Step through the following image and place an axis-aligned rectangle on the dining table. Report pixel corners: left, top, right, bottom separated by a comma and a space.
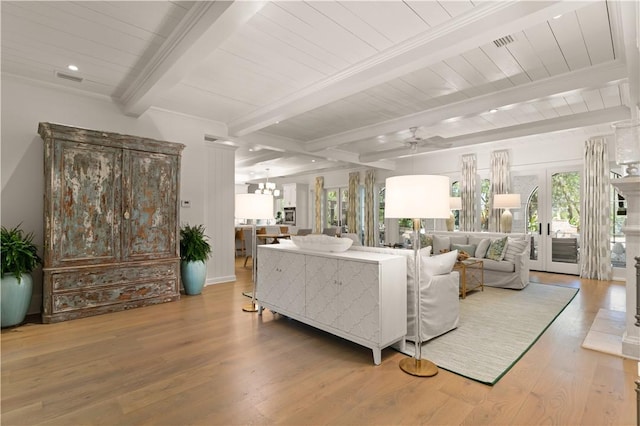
256, 233, 291, 244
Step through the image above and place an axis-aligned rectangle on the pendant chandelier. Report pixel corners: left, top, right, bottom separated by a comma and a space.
255, 168, 280, 197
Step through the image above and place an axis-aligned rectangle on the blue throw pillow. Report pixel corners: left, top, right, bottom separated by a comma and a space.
451, 243, 476, 257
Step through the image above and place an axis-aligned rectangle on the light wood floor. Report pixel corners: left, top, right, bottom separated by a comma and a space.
1, 259, 636, 425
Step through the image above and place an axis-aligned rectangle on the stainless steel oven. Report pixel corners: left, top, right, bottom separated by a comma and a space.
283, 207, 296, 225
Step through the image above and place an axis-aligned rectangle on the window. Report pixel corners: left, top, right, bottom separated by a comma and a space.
452, 181, 460, 231
480, 178, 490, 231
325, 187, 348, 231
611, 171, 626, 268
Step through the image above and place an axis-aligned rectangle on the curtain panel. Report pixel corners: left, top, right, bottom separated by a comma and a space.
314, 176, 324, 234
364, 169, 376, 246
460, 154, 477, 232
348, 172, 360, 235
580, 138, 612, 280
489, 150, 510, 232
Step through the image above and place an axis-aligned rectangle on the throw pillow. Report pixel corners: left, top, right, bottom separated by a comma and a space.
420, 234, 433, 250
451, 243, 476, 257
421, 249, 458, 276
475, 238, 491, 258
504, 238, 528, 262
486, 236, 508, 261
432, 235, 451, 254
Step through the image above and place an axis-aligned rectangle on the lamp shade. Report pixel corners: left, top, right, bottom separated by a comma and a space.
612, 119, 640, 165
493, 193, 521, 209
384, 175, 450, 219
235, 193, 274, 220
449, 196, 462, 210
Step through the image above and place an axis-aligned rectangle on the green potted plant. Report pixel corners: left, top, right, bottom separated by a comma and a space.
179, 224, 212, 295
1, 224, 42, 327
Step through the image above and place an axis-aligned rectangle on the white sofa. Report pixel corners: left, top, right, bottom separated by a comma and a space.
428, 231, 531, 289
349, 246, 460, 343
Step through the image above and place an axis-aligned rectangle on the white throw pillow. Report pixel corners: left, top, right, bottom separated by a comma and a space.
504, 238, 528, 262
421, 249, 458, 276
475, 238, 491, 258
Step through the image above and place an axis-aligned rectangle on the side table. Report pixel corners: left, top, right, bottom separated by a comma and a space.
453, 259, 484, 299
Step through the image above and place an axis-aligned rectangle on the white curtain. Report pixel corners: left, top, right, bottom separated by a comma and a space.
489, 150, 510, 232
314, 176, 324, 234
460, 154, 476, 231
348, 172, 360, 235
580, 137, 611, 280
364, 169, 376, 246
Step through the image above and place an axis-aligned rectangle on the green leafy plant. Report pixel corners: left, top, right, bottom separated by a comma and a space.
1, 224, 42, 281
180, 224, 212, 262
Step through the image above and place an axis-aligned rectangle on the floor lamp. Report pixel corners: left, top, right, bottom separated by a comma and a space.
493, 193, 521, 233
385, 175, 451, 377
235, 193, 274, 312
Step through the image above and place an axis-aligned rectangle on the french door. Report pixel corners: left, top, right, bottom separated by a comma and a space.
325, 187, 348, 230
517, 166, 582, 275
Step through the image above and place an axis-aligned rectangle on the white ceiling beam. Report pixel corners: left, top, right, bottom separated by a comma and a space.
238, 131, 397, 171
359, 106, 630, 162
617, 0, 640, 119
118, 1, 266, 117
228, 0, 597, 136
307, 60, 627, 153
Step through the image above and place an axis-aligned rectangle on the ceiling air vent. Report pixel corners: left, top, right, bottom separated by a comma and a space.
204, 135, 218, 142
55, 71, 83, 83
493, 35, 514, 48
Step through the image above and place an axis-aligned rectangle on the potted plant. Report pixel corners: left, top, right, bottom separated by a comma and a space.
1, 224, 42, 327
179, 224, 212, 295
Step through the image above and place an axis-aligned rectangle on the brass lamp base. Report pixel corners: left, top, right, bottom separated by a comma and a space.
242, 302, 259, 312
399, 357, 438, 377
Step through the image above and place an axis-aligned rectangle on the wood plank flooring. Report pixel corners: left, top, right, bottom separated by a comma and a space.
1, 260, 636, 425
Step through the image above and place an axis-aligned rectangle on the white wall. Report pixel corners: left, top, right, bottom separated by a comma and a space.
1, 76, 234, 314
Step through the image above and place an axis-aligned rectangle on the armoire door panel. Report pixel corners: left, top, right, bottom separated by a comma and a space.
122, 151, 178, 260
53, 141, 122, 266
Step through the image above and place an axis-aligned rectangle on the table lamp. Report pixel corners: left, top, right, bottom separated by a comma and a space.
235, 193, 274, 312
493, 193, 521, 233
446, 196, 462, 231
612, 119, 640, 177
385, 174, 450, 377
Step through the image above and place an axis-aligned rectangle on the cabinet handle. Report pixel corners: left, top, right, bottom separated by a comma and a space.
124, 211, 130, 220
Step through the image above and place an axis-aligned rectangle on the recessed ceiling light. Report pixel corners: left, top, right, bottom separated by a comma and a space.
248, 148, 254, 152
275, 121, 280, 124
489, 108, 498, 113
311, 159, 316, 163
67, 64, 79, 71
553, 14, 562, 19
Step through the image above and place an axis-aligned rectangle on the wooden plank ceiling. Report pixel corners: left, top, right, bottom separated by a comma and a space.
1, 1, 638, 183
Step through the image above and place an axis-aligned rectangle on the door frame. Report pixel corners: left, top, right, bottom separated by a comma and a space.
516, 165, 582, 275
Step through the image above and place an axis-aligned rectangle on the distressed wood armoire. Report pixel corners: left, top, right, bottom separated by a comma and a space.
39, 122, 185, 323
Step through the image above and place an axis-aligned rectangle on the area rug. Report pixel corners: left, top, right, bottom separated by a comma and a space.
401, 283, 578, 385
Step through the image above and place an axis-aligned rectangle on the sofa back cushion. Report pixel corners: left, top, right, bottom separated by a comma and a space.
432, 235, 450, 254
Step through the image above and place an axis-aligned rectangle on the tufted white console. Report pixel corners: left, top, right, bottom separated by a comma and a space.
256, 244, 407, 365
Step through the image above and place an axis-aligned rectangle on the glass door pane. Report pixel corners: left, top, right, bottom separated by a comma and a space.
547, 170, 581, 274
325, 189, 339, 227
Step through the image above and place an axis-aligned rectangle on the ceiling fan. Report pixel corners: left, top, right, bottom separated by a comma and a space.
403, 127, 451, 152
